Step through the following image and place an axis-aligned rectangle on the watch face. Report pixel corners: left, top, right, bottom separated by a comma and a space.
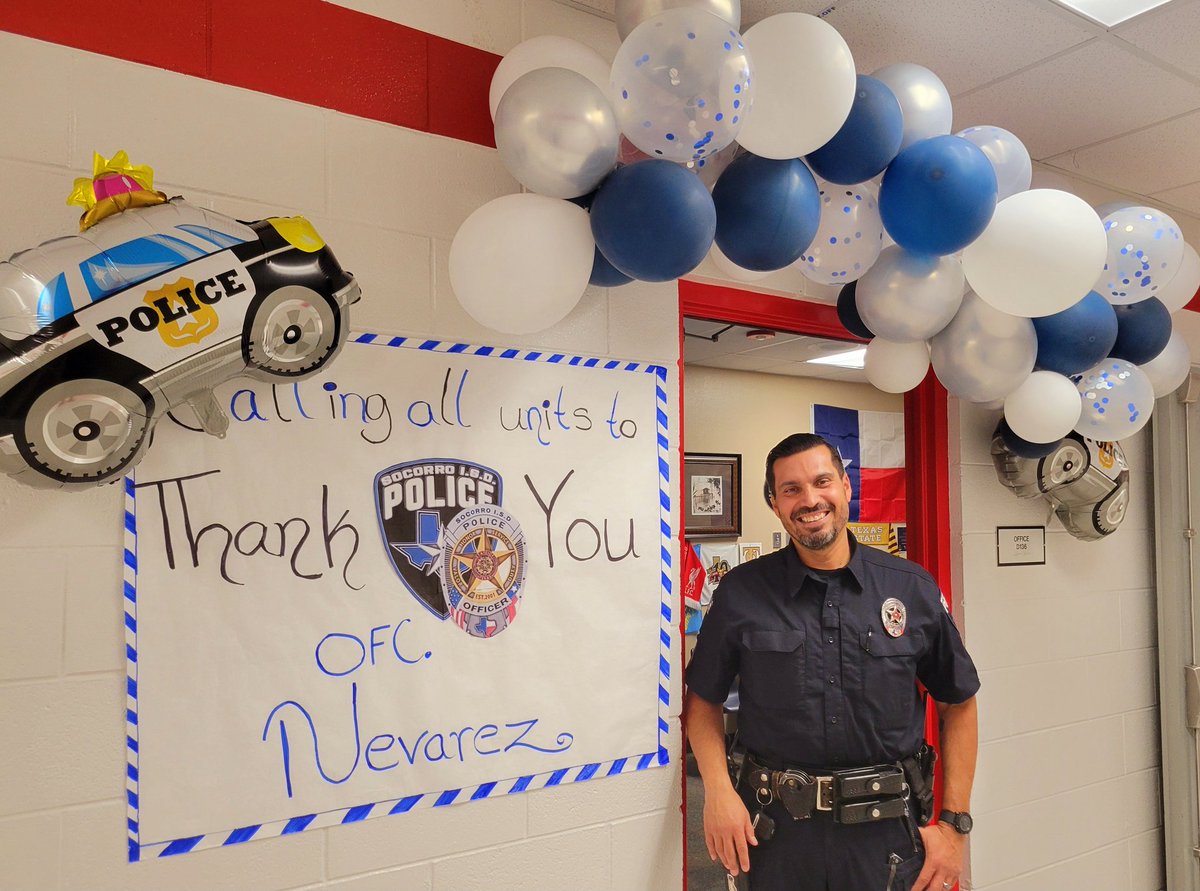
959, 813, 974, 833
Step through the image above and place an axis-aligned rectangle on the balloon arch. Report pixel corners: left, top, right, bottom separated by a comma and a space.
452, 0, 1197, 466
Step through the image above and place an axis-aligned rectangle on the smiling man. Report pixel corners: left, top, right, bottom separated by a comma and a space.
685, 433, 980, 891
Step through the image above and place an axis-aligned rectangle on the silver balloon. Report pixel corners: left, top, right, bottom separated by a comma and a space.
495, 67, 619, 199
855, 246, 964, 342
872, 63, 952, 151
616, 0, 741, 40
931, 291, 1037, 403
955, 126, 1031, 201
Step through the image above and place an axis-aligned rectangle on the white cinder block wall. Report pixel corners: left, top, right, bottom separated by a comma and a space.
2, 3, 1198, 890
0, 3, 684, 891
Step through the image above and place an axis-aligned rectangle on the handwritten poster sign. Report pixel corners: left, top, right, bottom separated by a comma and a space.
123, 335, 672, 860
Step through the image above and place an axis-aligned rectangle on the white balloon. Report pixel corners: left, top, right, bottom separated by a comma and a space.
616, 0, 740, 40
1094, 205, 1185, 305
611, 8, 753, 163
865, 338, 930, 393
736, 13, 857, 159
495, 68, 619, 199
796, 179, 884, 285
1003, 370, 1082, 443
449, 195, 594, 334
961, 189, 1107, 318
930, 292, 1037, 403
708, 240, 771, 282
1140, 329, 1192, 397
489, 37, 611, 120
1074, 358, 1155, 440
855, 246, 964, 342
1158, 242, 1200, 314
955, 125, 1032, 201
872, 63, 952, 151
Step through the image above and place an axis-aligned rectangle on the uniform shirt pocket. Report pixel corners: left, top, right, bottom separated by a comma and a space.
859, 630, 921, 731
740, 629, 805, 710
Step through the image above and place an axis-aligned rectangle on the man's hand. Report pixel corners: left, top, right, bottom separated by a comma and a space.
913, 821, 965, 891
702, 782, 757, 876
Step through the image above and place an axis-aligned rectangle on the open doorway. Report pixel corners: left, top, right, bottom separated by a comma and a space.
676, 279, 952, 891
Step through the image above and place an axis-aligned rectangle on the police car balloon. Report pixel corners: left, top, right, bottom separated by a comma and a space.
990, 427, 1130, 541
0, 152, 360, 488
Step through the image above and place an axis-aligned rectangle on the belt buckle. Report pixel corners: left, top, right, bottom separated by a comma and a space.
815, 775, 834, 812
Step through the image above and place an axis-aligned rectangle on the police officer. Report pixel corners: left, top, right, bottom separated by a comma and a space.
685, 433, 980, 891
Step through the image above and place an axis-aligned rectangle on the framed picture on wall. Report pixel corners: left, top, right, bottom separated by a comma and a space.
684, 452, 741, 538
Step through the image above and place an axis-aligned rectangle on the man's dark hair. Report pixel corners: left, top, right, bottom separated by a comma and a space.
764, 433, 845, 504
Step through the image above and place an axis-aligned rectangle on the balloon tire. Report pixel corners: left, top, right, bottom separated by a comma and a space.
244, 285, 341, 381
1036, 433, 1090, 493
19, 378, 152, 486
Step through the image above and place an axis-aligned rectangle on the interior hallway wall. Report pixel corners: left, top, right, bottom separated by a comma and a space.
0, 3, 684, 890
0, 2, 1196, 890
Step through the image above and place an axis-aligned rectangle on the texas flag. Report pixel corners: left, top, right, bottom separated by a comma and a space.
812, 404, 906, 523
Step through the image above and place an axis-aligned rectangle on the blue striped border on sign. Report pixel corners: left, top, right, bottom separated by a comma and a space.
125, 334, 674, 860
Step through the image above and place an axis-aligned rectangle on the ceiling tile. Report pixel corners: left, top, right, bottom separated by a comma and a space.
822, 0, 1095, 94
1150, 180, 1200, 217
1114, 0, 1200, 80
1043, 108, 1200, 194
950, 38, 1200, 159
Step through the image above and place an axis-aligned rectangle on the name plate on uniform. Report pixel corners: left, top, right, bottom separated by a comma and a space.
996, 526, 1046, 566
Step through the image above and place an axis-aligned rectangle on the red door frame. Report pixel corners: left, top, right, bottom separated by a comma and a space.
676, 278, 954, 888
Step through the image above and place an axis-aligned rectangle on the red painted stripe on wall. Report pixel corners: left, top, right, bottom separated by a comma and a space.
0, 0, 500, 148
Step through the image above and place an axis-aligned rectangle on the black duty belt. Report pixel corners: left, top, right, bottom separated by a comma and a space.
744, 754, 911, 824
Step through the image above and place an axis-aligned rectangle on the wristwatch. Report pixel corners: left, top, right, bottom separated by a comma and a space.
938, 809, 973, 834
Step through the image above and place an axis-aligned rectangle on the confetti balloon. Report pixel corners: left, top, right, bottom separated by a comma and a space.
611, 8, 753, 164
1074, 359, 1155, 440
1095, 206, 1184, 305
796, 179, 884, 285
615, 0, 741, 40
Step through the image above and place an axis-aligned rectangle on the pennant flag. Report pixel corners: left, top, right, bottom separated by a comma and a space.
812, 404, 906, 523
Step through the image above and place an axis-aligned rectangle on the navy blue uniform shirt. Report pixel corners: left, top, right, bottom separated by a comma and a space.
686, 536, 980, 768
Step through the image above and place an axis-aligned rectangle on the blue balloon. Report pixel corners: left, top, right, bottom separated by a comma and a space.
806, 75, 904, 185
590, 160, 716, 282
836, 281, 874, 339
589, 245, 633, 287
1032, 291, 1118, 375
879, 135, 997, 256
996, 419, 1061, 458
1112, 297, 1172, 365
712, 154, 821, 271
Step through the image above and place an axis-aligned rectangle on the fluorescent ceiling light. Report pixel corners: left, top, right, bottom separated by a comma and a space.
807, 347, 866, 369
1052, 0, 1172, 27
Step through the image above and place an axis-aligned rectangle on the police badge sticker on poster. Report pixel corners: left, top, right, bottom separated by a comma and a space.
126, 335, 672, 859
376, 460, 526, 638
